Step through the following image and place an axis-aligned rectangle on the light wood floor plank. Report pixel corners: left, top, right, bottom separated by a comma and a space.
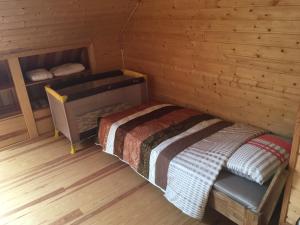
0, 137, 235, 225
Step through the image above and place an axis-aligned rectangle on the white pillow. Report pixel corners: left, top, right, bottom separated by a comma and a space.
26, 69, 53, 82
50, 63, 85, 77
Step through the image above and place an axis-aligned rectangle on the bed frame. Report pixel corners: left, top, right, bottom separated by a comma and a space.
209, 164, 288, 225
113, 70, 295, 225
93, 70, 296, 225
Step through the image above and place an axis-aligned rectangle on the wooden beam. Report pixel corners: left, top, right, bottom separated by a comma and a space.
8, 57, 38, 139
88, 42, 97, 74
1, 43, 90, 60
280, 106, 300, 225
258, 164, 289, 225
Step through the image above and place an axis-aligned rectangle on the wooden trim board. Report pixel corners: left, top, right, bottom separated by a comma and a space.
280, 106, 300, 224
8, 57, 38, 139
0, 42, 91, 60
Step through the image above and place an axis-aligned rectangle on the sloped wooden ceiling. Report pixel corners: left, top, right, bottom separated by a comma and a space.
0, 0, 136, 72
123, 0, 300, 137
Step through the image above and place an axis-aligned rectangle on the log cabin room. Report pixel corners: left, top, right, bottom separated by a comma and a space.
0, 0, 299, 225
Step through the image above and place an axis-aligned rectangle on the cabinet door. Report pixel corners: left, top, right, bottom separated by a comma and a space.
0, 60, 29, 148
0, 60, 21, 119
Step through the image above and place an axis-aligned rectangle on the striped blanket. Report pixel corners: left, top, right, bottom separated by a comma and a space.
98, 103, 264, 219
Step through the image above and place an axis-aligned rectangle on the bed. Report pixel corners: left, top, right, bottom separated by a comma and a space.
98, 102, 290, 225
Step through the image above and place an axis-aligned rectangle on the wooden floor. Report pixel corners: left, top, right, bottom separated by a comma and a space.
0, 136, 236, 225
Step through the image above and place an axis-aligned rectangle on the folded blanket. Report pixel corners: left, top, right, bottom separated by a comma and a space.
162, 123, 264, 219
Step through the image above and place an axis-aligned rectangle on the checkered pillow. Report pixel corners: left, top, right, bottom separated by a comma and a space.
226, 134, 291, 185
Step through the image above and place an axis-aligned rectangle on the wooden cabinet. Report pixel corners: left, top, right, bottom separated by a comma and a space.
0, 43, 97, 148
19, 47, 91, 112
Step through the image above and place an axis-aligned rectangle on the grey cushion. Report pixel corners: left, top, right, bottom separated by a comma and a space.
213, 171, 269, 212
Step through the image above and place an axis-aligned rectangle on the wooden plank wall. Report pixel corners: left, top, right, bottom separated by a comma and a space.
123, 0, 300, 138
0, 0, 137, 72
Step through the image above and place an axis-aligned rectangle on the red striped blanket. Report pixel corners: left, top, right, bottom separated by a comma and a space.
98, 102, 264, 219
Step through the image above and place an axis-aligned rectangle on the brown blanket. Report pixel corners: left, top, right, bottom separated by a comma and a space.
99, 102, 214, 177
